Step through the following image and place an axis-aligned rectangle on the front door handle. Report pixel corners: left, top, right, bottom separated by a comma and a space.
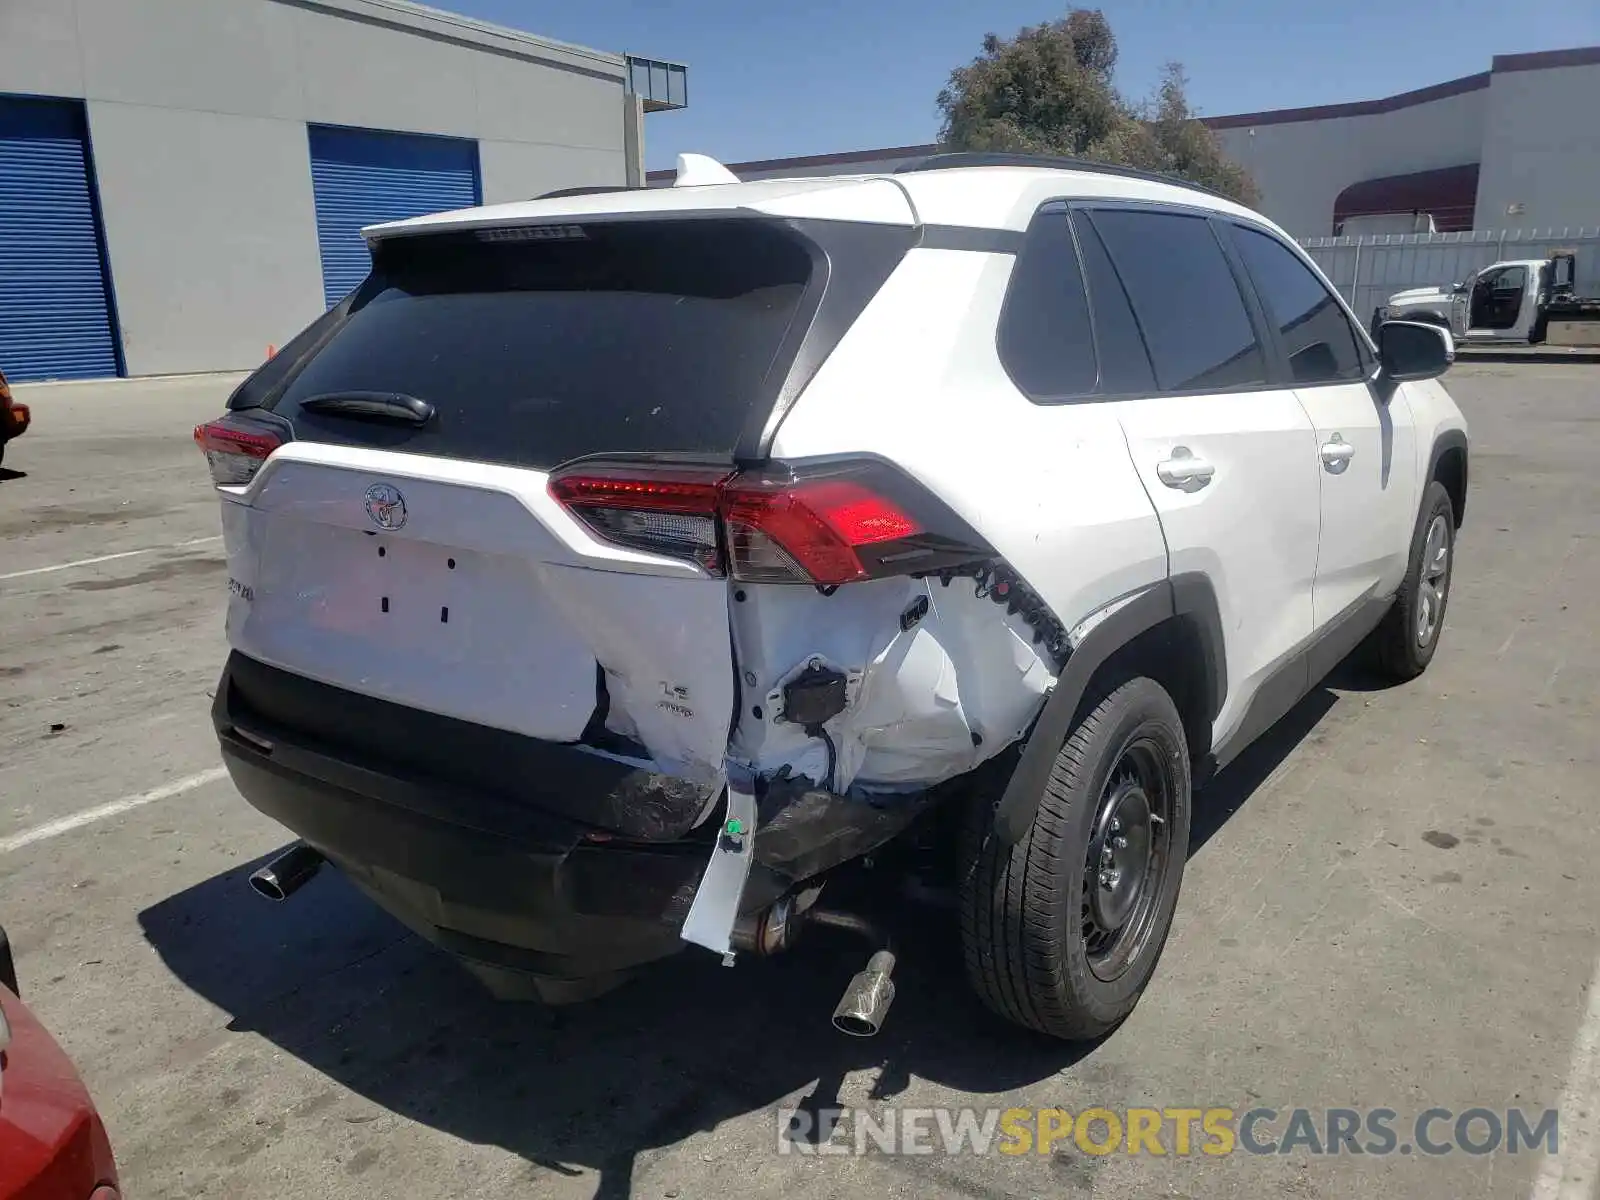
1156, 447, 1215, 492
1321, 434, 1355, 474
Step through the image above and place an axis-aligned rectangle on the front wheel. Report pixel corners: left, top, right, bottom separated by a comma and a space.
959, 677, 1191, 1041
1370, 479, 1456, 681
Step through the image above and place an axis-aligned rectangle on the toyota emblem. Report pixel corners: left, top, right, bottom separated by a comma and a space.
364, 483, 407, 530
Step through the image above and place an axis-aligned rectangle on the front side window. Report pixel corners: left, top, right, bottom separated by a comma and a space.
1231, 225, 1366, 385
1490, 266, 1527, 293
1087, 209, 1267, 393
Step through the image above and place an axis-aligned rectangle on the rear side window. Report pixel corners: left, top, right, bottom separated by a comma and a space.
1231, 225, 1366, 384
1087, 209, 1267, 393
261, 220, 815, 469
1073, 215, 1157, 395
996, 209, 1097, 398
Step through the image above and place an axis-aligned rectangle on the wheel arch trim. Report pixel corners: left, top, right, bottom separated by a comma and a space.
1427, 428, 1469, 529
992, 572, 1224, 846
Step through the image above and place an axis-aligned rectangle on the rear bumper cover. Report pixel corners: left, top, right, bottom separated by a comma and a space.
212, 653, 924, 985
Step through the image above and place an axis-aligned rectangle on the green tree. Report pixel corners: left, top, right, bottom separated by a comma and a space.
936, 10, 1259, 206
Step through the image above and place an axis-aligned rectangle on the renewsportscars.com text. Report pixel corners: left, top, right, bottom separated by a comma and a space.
777, 1105, 1559, 1158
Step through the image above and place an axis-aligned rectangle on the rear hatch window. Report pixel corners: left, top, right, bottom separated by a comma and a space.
255, 219, 816, 469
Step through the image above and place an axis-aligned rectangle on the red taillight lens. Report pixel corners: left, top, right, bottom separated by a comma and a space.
193, 419, 282, 486
549, 466, 730, 573
721, 478, 921, 585
548, 462, 949, 586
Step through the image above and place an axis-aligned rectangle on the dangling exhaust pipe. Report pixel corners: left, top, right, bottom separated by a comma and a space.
248, 843, 323, 902
831, 949, 897, 1037
728, 893, 900, 1036
800, 909, 897, 1037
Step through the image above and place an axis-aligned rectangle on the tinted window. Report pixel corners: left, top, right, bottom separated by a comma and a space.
1232, 226, 1366, 385
996, 210, 1097, 398
1088, 210, 1267, 392
262, 220, 814, 469
1073, 214, 1157, 395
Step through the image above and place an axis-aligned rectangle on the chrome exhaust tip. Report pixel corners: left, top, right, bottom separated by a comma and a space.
248, 843, 323, 902
831, 949, 896, 1037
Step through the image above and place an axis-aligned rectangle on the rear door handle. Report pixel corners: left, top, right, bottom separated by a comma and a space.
1156, 447, 1215, 492
1320, 434, 1355, 474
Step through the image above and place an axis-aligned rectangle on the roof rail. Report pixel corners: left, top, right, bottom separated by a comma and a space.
534, 184, 641, 199
893, 152, 1233, 203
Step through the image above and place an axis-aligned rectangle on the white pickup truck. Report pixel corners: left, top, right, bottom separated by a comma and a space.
1377, 251, 1600, 345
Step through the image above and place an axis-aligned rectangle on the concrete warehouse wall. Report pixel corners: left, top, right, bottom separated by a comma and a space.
1475, 60, 1600, 231
662, 47, 1599, 242
1210, 87, 1488, 239
84, 103, 326, 378
0, 0, 632, 376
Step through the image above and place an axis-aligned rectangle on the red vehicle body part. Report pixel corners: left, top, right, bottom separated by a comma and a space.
2, 402, 32, 440
0, 984, 120, 1200
0, 367, 31, 442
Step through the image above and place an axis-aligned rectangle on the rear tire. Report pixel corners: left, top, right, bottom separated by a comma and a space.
1371, 479, 1455, 681
959, 677, 1191, 1041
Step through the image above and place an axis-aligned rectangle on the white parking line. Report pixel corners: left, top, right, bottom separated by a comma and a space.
0, 536, 222, 582
1531, 953, 1600, 1200
0, 768, 228, 856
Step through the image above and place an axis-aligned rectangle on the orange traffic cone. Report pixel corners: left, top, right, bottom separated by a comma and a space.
266, 344, 277, 359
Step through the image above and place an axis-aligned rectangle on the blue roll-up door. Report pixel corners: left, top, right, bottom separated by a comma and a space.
307, 125, 481, 308
0, 96, 119, 382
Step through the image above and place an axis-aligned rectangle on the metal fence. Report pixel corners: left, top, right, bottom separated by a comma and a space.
1298, 229, 1600, 325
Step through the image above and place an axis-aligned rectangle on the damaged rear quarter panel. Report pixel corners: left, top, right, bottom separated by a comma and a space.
728, 575, 1056, 793
749, 246, 1169, 790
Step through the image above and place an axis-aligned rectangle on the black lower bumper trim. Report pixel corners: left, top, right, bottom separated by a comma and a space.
211, 653, 934, 986
217, 651, 715, 841
218, 738, 791, 979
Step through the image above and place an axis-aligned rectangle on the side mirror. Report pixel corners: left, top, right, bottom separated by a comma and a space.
1378, 320, 1453, 383
1451, 280, 1467, 293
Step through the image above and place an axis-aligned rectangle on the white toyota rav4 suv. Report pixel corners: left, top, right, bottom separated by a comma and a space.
196, 153, 1468, 1042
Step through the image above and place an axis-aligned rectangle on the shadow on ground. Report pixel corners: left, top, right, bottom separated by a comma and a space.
140, 680, 1350, 1197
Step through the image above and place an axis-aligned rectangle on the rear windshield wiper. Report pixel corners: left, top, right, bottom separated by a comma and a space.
298, 391, 436, 425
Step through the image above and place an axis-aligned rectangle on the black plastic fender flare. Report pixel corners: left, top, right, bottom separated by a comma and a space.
1427, 428, 1469, 528
992, 573, 1224, 846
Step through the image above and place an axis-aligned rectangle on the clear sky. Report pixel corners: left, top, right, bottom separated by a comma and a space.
447, 0, 1600, 171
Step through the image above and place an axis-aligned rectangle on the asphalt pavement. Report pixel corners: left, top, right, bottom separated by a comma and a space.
1, 363, 1595, 1199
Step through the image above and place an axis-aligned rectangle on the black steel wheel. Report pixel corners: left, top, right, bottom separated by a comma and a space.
1081, 736, 1179, 983
960, 676, 1191, 1041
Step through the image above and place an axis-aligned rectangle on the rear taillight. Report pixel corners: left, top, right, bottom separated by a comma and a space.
549, 459, 989, 586
548, 465, 730, 573
720, 477, 920, 585
193, 417, 283, 486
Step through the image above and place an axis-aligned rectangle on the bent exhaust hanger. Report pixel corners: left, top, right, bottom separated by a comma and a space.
679, 770, 759, 960
685, 781, 901, 1036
